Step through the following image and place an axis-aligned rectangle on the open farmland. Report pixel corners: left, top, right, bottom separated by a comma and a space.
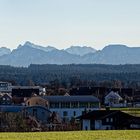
110, 108, 140, 117
0, 130, 140, 140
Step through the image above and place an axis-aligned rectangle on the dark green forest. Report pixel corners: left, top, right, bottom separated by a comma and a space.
1, 64, 140, 88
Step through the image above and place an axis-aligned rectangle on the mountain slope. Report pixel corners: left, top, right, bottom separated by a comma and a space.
22, 41, 57, 52
83, 45, 140, 64
65, 46, 96, 56
0, 47, 11, 56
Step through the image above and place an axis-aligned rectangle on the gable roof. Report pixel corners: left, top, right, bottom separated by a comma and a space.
77, 110, 134, 120
25, 96, 48, 102
105, 91, 123, 100
0, 93, 12, 99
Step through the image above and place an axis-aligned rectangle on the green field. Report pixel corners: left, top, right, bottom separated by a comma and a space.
110, 108, 140, 117
0, 130, 140, 140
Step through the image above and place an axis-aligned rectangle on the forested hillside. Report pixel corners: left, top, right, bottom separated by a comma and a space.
1, 64, 140, 87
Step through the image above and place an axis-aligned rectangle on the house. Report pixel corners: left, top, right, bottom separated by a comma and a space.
69, 87, 135, 105
12, 86, 41, 104
0, 93, 12, 105
0, 105, 52, 130
133, 90, 140, 107
26, 95, 100, 122
12, 86, 40, 97
22, 106, 51, 124
69, 87, 107, 105
130, 117, 140, 129
104, 91, 124, 107
0, 105, 51, 122
25, 96, 49, 107
42, 95, 100, 122
77, 110, 137, 130
0, 81, 12, 93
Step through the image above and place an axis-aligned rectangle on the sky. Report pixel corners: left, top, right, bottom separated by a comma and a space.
0, 0, 140, 50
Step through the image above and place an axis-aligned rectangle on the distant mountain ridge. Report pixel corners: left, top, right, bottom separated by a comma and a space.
83, 45, 140, 64
18, 41, 57, 52
0, 41, 140, 66
65, 46, 96, 56
0, 47, 11, 56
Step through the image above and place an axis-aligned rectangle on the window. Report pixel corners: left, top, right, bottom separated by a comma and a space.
110, 118, 113, 122
61, 102, 70, 108
89, 102, 99, 108
71, 102, 78, 108
63, 111, 68, 117
106, 118, 109, 122
73, 111, 76, 116
106, 118, 113, 123
50, 102, 59, 108
79, 102, 88, 108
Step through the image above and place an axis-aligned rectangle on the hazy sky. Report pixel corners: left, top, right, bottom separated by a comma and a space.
0, 0, 140, 50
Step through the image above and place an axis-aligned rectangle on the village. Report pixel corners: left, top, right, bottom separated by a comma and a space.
0, 81, 140, 131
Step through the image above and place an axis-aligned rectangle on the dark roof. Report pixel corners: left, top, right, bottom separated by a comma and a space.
0, 105, 51, 113
69, 87, 107, 96
12, 86, 40, 89
12, 88, 39, 97
77, 110, 134, 120
0, 105, 25, 112
42, 95, 99, 102
23, 105, 51, 113
69, 87, 133, 97
0, 93, 12, 99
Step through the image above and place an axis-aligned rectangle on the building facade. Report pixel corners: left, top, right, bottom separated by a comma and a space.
0, 93, 12, 105
22, 106, 51, 124
26, 95, 100, 121
0, 82, 12, 93
78, 110, 136, 130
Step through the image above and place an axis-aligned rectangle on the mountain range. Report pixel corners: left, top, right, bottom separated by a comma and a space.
0, 41, 140, 66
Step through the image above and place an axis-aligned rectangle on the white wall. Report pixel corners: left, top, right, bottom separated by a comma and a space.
95, 120, 102, 129
50, 108, 98, 121
84, 119, 113, 130
112, 103, 127, 108
130, 124, 140, 129
82, 119, 90, 130
95, 120, 112, 130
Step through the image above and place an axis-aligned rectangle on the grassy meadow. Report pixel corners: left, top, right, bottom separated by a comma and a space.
110, 108, 140, 117
0, 130, 140, 140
